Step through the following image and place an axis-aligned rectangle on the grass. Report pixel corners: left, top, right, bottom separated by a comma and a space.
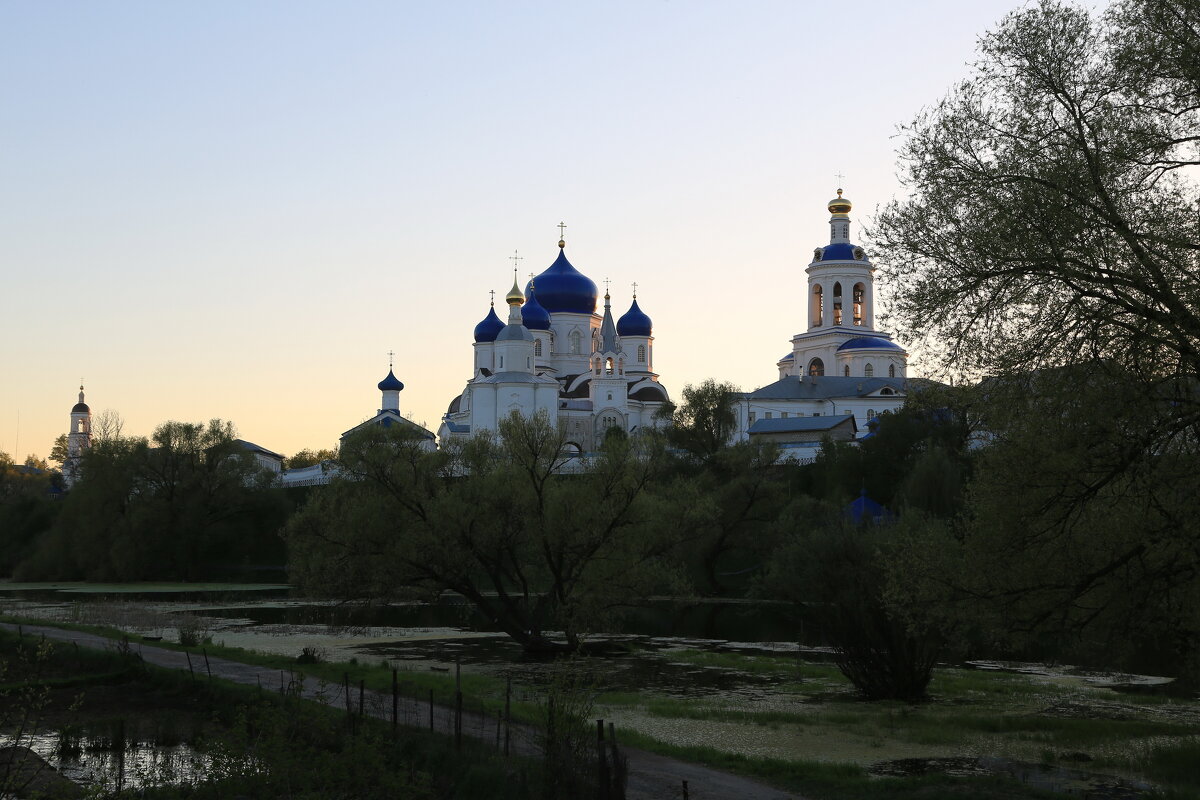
7, 616, 1200, 799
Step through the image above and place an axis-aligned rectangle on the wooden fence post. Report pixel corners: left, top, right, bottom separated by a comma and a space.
392, 669, 398, 731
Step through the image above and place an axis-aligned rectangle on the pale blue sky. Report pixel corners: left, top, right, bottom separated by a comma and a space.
3, 0, 1034, 459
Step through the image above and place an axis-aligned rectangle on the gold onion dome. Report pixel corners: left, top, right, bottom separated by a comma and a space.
828, 188, 852, 216
505, 276, 525, 305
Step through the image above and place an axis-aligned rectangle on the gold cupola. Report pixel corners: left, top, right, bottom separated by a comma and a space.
505, 274, 525, 305
828, 188, 852, 217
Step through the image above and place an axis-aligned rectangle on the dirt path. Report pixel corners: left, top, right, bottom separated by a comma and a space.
2, 622, 801, 800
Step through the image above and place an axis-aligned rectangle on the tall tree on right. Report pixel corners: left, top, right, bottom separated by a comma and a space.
872, 0, 1200, 388
870, 0, 1200, 677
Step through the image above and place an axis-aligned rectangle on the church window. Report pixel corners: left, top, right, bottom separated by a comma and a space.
781, 412, 788, 418
570, 330, 581, 354
499, 356, 504, 368
748, 411, 756, 423
864, 363, 874, 377
637, 344, 645, 363
832, 282, 843, 326
765, 412, 773, 419
888, 364, 896, 377
534, 339, 542, 357
881, 387, 894, 395
808, 358, 824, 377
605, 357, 614, 375
813, 412, 820, 416
527, 357, 531, 368
844, 365, 850, 377
607, 392, 612, 401
812, 285, 823, 327
853, 283, 864, 326
868, 409, 876, 418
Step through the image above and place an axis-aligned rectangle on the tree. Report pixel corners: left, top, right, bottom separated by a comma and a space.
284, 448, 338, 470
872, 0, 1200, 396
867, 0, 1200, 678
92, 409, 125, 443
287, 412, 698, 653
49, 435, 69, 468
16, 419, 289, 581
659, 379, 740, 461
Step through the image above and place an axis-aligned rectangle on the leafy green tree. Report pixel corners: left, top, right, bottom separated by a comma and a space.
48, 434, 68, 468
659, 379, 740, 461
284, 448, 338, 469
287, 412, 698, 653
872, 0, 1200, 390
764, 509, 946, 700
16, 420, 289, 581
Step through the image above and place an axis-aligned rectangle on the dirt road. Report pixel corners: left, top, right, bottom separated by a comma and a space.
2, 622, 801, 800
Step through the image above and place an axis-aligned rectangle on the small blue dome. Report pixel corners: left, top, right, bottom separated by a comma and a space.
521, 288, 551, 331
377, 369, 404, 392
617, 298, 652, 336
820, 243, 861, 261
529, 248, 598, 314
473, 306, 505, 342
837, 336, 905, 352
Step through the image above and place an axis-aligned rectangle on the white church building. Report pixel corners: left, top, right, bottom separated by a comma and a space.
438, 232, 671, 452
734, 190, 909, 455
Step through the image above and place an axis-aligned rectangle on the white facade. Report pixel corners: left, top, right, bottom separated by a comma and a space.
736, 192, 910, 442
440, 238, 670, 451
63, 385, 92, 488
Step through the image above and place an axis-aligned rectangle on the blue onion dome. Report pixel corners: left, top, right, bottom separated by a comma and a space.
473, 305, 505, 342
522, 286, 551, 330
617, 297, 652, 336
72, 402, 90, 413
821, 242, 863, 261
837, 336, 905, 352
377, 369, 404, 392
529, 244, 598, 314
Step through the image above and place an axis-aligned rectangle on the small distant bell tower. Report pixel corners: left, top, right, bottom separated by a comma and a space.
64, 384, 92, 488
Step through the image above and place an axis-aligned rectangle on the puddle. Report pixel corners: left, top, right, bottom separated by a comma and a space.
1, 732, 215, 792
870, 756, 1156, 798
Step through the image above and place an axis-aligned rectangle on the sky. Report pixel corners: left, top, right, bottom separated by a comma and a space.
2, 0, 1035, 462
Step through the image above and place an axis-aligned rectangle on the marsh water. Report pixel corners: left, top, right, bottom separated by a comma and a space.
0, 583, 1183, 797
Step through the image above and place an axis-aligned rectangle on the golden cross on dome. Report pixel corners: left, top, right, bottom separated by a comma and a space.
489, 289, 495, 305
834, 171, 845, 190
509, 250, 523, 271
557, 221, 567, 239
631, 281, 638, 298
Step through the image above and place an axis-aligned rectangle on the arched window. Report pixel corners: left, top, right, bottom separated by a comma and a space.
637, 344, 646, 363
888, 363, 896, 378
534, 339, 542, 357
569, 330, 581, 354
868, 409, 876, 419
853, 283, 865, 326
605, 357, 614, 375
808, 358, 824, 377
499, 356, 504, 368
812, 285, 823, 327
832, 282, 843, 326
864, 363, 874, 377
844, 365, 850, 377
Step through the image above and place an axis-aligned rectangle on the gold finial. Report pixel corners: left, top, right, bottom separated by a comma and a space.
603, 277, 611, 301
557, 221, 567, 248
828, 179, 852, 216
489, 289, 495, 306
505, 268, 524, 305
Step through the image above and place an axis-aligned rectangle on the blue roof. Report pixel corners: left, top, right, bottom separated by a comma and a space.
473, 306, 505, 342
496, 322, 534, 342
844, 490, 892, 524
529, 248, 598, 314
819, 243, 861, 261
778, 353, 794, 362
836, 336, 905, 352
377, 369, 404, 392
748, 414, 855, 434
741, 376, 907, 400
521, 288, 551, 330
617, 298, 652, 336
